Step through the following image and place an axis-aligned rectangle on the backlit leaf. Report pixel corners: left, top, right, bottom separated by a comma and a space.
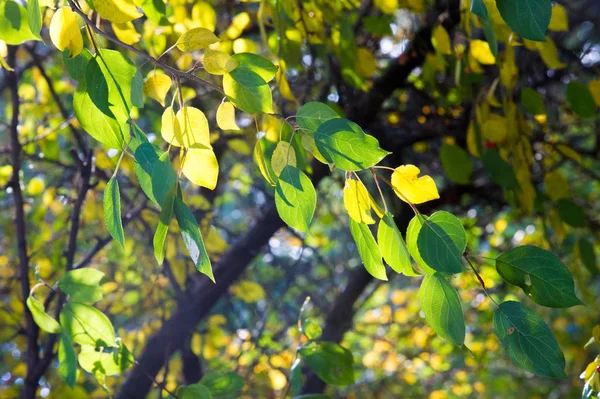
49, 7, 83, 57
174, 197, 214, 281
223, 69, 273, 114
229, 52, 278, 82
296, 102, 340, 135
299, 342, 355, 386
377, 213, 417, 275
60, 302, 116, 347
58, 268, 105, 303
27, 296, 62, 334
154, 184, 176, 265
216, 101, 240, 131
58, 332, 77, 387
143, 73, 172, 106
104, 177, 125, 247
92, 0, 142, 24
0, 0, 39, 45
271, 141, 297, 177
203, 48, 231, 75
343, 179, 377, 225
275, 165, 316, 233
315, 118, 390, 171
182, 147, 219, 190
419, 273, 465, 345
27, 0, 42, 40
470, 39, 495, 65
349, 219, 387, 281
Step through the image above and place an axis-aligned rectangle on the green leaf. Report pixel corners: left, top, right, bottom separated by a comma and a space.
566, 81, 597, 119
104, 177, 125, 247
95, 49, 140, 121
440, 144, 472, 185
60, 302, 116, 347
418, 273, 465, 345
521, 88, 545, 115
496, 0, 551, 41
0, 1, 39, 45
73, 77, 127, 149
274, 165, 316, 233
314, 118, 390, 171
200, 372, 245, 397
151, 152, 178, 206
58, 332, 77, 388
27, 296, 62, 334
293, 396, 331, 399
134, 143, 160, 204
154, 184, 176, 265
494, 301, 566, 378
178, 384, 212, 399
86, 56, 114, 118
299, 342, 355, 386
131, 70, 144, 108
26, 0, 42, 39
496, 245, 583, 308
296, 102, 340, 135
556, 198, 585, 227
229, 52, 278, 82
141, 0, 168, 25
223, 68, 273, 114
377, 213, 418, 276
349, 219, 387, 281
58, 268, 105, 303
578, 237, 598, 275
470, 0, 488, 21
416, 212, 466, 274
482, 149, 519, 190
63, 49, 92, 82
173, 197, 214, 282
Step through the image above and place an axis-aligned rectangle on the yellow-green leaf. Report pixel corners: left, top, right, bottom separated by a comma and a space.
216, 101, 240, 131
92, 0, 142, 23
49, 7, 83, 57
176, 27, 219, 52
143, 73, 172, 106
548, 4, 568, 31
27, 296, 62, 334
182, 147, 219, 190
111, 21, 141, 45
230, 281, 266, 303
254, 140, 276, 186
176, 106, 211, 148
271, 141, 296, 177
391, 165, 440, 205
343, 179, 377, 225
203, 48, 230, 75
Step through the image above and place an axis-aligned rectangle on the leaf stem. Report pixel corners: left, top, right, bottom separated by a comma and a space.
464, 254, 499, 308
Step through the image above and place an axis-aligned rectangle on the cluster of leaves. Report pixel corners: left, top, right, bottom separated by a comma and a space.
0, 0, 598, 397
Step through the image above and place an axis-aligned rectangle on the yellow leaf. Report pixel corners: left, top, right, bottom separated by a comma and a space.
216, 101, 240, 131
93, 0, 142, 24
230, 280, 266, 303
160, 107, 182, 146
536, 36, 566, 70
176, 28, 219, 52
374, 0, 398, 14
225, 12, 251, 40
143, 73, 172, 106
271, 141, 296, 177
111, 21, 141, 45
543, 171, 570, 200
0, 40, 13, 71
176, 106, 211, 148
182, 147, 219, 189
203, 48, 230, 75
49, 7, 83, 57
588, 80, 600, 107
27, 177, 45, 196
276, 64, 297, 102
548, 5, 568, 31
391, 165, 439, 205
343, 179, 376, 225
432, 25, 452, 55
469, 40, 495, 65
254, 140, 276, 186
